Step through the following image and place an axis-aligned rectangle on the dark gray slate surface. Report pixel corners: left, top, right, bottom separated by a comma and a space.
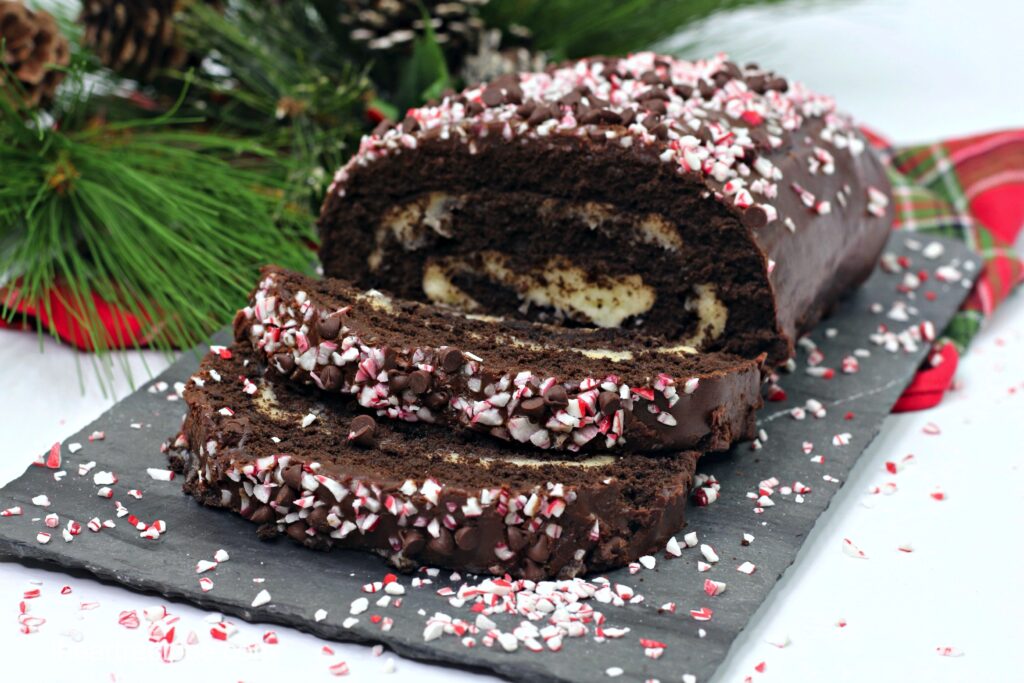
0, 233, 976, 683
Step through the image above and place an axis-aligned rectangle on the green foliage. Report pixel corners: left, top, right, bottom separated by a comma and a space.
173, 2, 372, 211
0, 65, 314, 384
481, 0, 785, 60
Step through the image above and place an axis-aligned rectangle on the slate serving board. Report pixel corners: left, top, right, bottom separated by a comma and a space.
0, 233, 976, 683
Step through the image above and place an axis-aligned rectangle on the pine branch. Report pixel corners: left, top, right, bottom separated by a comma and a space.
0, 66, 315, 390
480, 0, 794, 60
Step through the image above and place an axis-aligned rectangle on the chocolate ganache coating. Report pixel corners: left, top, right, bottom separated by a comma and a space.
180, 345, 697, 580
234, 266, 764, 453
318, 52, 894, 365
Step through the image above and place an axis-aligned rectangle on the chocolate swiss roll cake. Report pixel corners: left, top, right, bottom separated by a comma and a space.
180, 345, 698, 579
318, 52, 894, 364
233, 266, 764, 453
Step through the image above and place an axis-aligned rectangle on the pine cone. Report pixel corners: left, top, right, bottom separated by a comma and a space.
0, 1, 70, 108
78, 0, 218, 83
339, 0, 490, 72
458, 25, 548, 86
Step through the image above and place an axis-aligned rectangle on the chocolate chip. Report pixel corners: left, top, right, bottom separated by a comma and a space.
742, 205, 770, 229
348, 414, 377, 448
698, 79, 716, 99
274, 485, 296, 507
454, 526, 479, 550
400, 115, 419, 134
767, 77, 789, 93
389, 372, 410, 392
515, 102, 535, 119
580, 108, 622, 126
319, 365, 342, 391
639, 69, 661, 85
673, 83, 694, 100
620, 108, 637, 126
544, 384, 569, 408
308, 506, 330, 532
528, 106, 554, 126
273, 352, 295, 375
408, 370, 433, 395
382, 348, 398, 372
425, 391, 449, 411
439, 348, 464, 373
401, 529, 426, 556
317, 315, 342, 340
427, 528, 454, 554
598, 391, 621, 415
518, 396, 546, 418
507, 527, 529, 552
746, 74, 767, 94
250, 505, 274, 524
467, 100, 484, 116
481, 86, 504, 107
372, 119, 391, 137
641, 98, 667, 116
282, 464, 303, 490
286, 521, 308, 543
527, 535, 550, 563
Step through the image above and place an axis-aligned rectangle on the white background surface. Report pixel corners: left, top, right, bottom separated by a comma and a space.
2, 0, 1023, 681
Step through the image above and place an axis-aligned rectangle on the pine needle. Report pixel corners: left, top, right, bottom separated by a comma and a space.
0, 67, 315, 392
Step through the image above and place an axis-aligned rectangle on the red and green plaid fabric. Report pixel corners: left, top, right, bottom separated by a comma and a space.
876, 129, 1024, 349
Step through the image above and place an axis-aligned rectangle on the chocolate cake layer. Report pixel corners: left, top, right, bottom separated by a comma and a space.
233, 266, 764, 452
180, 345, 698, 579
319, 52, 893, 364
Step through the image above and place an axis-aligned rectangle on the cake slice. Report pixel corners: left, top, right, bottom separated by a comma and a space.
180, 344, 698, 579
318, 52, 893, 365
233, 266, 764, 453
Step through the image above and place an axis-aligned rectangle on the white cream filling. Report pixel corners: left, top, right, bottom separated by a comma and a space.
446, 452, 617, 469
423, 252, 657, 329
540, 199, 683, 251
682, 283, 728, 347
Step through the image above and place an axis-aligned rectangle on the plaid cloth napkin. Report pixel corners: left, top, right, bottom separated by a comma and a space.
4, 131, 1023, 411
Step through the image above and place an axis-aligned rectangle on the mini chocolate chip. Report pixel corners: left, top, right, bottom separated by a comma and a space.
528, 105, 554, 126
425, 391, 449, 411
639, 69, 661, 85
467, 100, 484, 116
439, 348, 464, 373
382, 348, 398, 372
286, 521, 308, 543
742, 205, 770, 229
507, 527, 529, 552
372, 120, 391, 137
317, 315, 342, 340
409, 369, 433, 394
454, 526, 480, 550
641, 99, 667, 116
427, 528, 454, 554
319, 365, 342, 391
274, 485, 296, 507
400, 115, 419, 133
673, 83, 694, 100
767, 77, 789, 93
527, 535, 550, 563
402, 529, 426, 556
746, 74, 767, 94
282, 464, 303, 490
489, 426, 511, 442
598, 391, 621, 415
515, 102, 535, 118
481, 86, 504, 107
518, 396, 547, 418
580, 108, 622, 126
389, 372, 410, 392
620, 108, 637, 126
273, 352, 295, 375
348, 414, 377, 448
308, 506, 329, 532
698, 79, 716, 99
713, 71, 731, 87
544, 384, 569, 408
505, 84, 523, 104
250, 505, 274, 524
